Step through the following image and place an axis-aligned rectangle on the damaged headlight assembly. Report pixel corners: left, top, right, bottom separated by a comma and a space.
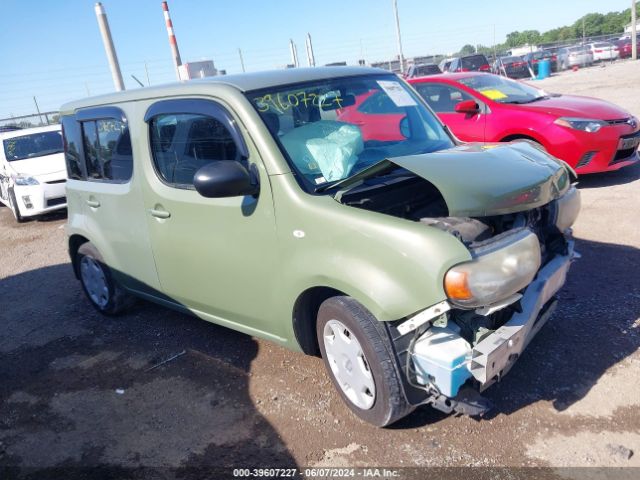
443, 229, 541, 308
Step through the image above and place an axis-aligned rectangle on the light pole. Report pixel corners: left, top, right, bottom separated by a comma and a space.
633, 0, 637, 61
392, 0, 405, 73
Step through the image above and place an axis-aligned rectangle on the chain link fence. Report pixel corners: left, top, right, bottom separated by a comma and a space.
0, 112, 59, 131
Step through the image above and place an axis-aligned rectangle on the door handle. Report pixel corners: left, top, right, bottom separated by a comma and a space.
86, 199, 100, 208
149, 208, 171, 219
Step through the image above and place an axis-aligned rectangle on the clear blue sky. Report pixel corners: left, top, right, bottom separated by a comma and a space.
0, 0, 633, 118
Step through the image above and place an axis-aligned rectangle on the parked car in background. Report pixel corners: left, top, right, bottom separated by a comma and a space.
557, 46, 594, 70
522, 50, 558, 74
409, 72, 639, 174
616, 38, 640, 58
0, 125, 66, 222
446, 54, 491, 73
438, 57, 455, 72
493, 56, 531, 79
61, 66, 579, 427
586, 42, 619, 62
404, 63, 441, 78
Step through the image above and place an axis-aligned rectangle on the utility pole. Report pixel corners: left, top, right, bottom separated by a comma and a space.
582, 17, 586, 45
392, 0, 405, 73
94, 2, 125, 91
493, 24, 497, 61
33, 97, 45, 125
306, 34, 316, 67
162, 1, 183, 80
144, 62, 151, 86
238, 49, 246, 72
633, 0, 637, 61
289, 39, 299, 67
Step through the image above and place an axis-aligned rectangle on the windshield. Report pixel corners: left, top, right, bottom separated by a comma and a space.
3, 130, 63, 162
247, 74, 453, 191
458, 75, 546, 104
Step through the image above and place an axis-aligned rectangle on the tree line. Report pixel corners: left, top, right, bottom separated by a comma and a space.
457, 1, 638, 56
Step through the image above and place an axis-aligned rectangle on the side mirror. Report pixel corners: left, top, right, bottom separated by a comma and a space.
455, 100, 480, 114
193, 161, 259, 198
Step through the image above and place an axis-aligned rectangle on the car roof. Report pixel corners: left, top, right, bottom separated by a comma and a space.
408, 72, 480, 83
0, 124, 61, 140
61, 66, 391, 112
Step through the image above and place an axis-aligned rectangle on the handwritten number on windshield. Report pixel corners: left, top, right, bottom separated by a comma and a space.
255, 91, 343, 113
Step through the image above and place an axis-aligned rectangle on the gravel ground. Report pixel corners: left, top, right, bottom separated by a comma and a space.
1, 61, 639, 479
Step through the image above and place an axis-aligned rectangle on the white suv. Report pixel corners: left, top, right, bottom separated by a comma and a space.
0, 125, 67, 222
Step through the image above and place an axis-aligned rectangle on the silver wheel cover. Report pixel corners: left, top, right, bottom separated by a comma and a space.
323, 319, 376, 410
80, 256, 109, 309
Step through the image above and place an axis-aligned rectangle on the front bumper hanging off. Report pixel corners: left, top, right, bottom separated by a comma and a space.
469, 241, 576, 391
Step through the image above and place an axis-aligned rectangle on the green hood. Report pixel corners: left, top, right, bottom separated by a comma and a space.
336, 142, 572, 217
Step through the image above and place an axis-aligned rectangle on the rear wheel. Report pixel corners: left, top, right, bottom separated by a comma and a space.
77, 242, 135, 315
317, 296, 413, 427
8, 189, 25, 223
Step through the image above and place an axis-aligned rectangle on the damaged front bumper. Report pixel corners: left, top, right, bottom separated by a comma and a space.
469, 240, 576, 390
398, 241, 577, 416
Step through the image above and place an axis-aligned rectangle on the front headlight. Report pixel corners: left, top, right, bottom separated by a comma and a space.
14, 175, 40, 186
444, 229, 541, 308
555, 186, 581, 231
554, 117, 607, 133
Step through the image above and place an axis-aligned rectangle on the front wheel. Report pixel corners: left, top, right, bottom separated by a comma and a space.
317, 296, 413, 427
77, 242, 135, 315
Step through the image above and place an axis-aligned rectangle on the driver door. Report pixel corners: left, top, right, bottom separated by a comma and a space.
139, 98, 281, 337
415, 83, 486, 142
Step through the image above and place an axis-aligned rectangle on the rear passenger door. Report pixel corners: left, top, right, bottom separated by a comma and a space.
413, 83, 486, 142
139, 98, 280, 337
62, 107, 161, 292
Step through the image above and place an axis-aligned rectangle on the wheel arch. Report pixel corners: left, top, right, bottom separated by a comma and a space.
69, 234, 90, 279
292, 286, 346, 356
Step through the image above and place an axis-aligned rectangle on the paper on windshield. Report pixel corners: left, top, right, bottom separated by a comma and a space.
480, 89, 508, 100
377, 80, 417, 107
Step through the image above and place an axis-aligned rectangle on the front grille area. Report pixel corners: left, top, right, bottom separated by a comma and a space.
46, 197, 66, 207
577, 151, 597, 168
606, 118, 632, 126
610, 148, 638, 165
45, 179, 67, 184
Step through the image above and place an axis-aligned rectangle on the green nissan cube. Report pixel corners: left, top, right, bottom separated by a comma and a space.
61, 67, 580, 426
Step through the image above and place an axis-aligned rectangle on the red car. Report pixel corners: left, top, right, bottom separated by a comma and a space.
409, 73, 639, 173
616, 38, 640, 59
336, 90, 407, 142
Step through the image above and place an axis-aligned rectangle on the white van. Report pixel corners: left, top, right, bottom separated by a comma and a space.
0, 125, 67, 222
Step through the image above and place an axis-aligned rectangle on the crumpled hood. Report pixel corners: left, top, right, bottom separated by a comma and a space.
390, 142, 571, 217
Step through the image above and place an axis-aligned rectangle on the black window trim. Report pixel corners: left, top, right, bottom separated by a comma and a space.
144, 98, 249, 190
69, 105, 133, 184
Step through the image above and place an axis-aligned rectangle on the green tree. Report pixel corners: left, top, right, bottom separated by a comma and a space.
459, 44, 476, 55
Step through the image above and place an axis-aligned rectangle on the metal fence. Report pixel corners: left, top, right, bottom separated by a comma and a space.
0, 111, 59, 130
369, 31, 631, 73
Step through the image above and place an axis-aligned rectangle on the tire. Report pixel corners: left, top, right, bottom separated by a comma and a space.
8, 189, 25, 223
76, 242, 135, 315
317, 296, 413, 427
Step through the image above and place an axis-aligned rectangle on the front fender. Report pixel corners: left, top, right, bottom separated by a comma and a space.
271, 176, 472, 324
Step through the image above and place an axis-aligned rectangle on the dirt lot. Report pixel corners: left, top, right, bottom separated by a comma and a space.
1, 61, 639, 478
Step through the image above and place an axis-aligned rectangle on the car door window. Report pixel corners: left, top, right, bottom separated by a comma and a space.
413, 84, 473, 113
148, 112, 241, 188
80, 118, 133, 182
